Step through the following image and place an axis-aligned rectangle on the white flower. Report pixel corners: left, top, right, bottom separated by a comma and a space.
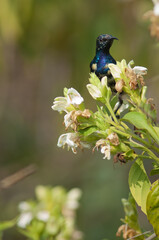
17, 212, 33, 228
101, 76, 108, 87
57, 133, 90, 153
118, 103, 129, 113
128, 60, 134, 68
132, 66, 147, 75
52, 88, 84, 113
67, 88, 84, 105
101, 144, 111, 160
57, 133, 78, 153
64, 111, 73, 128
52, 97, 68, 113
36, 211, 50, 222
152, 0, 159, 4
65, 189, 82, 210
95, 139, 111, 160
65, 200, 79, 210
18, 201, 31, 212
87, 84, 102, 99
108, 63, 122, 79
67, 188, 82, 201
154, 2, 159, 16
128, 60, 147, 76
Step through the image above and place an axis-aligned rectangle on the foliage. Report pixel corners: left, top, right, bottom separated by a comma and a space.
1, 1, 159, 240
52, 58, 159, 238
0, 219, 16, 240
147, 180, 159, 237
116, 193, 143, 240
0, 186, 82, 240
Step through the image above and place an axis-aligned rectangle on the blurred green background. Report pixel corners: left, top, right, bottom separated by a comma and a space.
0, 0, 159, 239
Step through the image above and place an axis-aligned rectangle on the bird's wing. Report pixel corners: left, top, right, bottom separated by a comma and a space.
90, 56, 99, 72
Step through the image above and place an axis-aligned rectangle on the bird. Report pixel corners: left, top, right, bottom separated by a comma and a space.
90, 34, 122, 114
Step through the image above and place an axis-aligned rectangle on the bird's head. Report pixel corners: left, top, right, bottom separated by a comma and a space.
96, 34, 118, 51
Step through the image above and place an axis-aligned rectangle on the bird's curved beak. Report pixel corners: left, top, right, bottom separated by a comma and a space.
111, 36, 119, 40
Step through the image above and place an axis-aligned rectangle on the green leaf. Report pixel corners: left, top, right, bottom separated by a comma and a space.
89, 72, 100, 87
123, 112, 159, 144
110, 95, 118, 110
150, 163, 159, 176
123, 112, 148, 129
143, 102, 156, 122
0, 219, 16, 231
121, 193, 141, 232
146, 180, 159, 237
18, 229, 37, 240
153, 126, 159, 138
79, 126, 98, 136
129, 158, 151, 214
78, 122, 95, 130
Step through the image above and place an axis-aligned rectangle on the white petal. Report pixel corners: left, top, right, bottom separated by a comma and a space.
52, 97, 68, 112
86, 84, 102, 99
67, 188, 82, 201
108, 64, 121, 79
67, 88, 84, 105
67, 136, 77, 148
64, 112, 73, 128
36, 211, 50, 222
128, 60, 134, 69
57, 133, 78, 149
54, 97, 67, 102
120, 59, 127, 71
154, 2, 159, 16
133, 66, 147, 75
18, 202, 31, 211
67, 133, 79, 147
101, 145, 111, 160
17, 212, 33, 228
57, 134, 68, 147
65, 200, 79, 210
101, 76, 108, 87
52, 104, 67, 112
152, 0, 159, 4
119, 103, 129, 113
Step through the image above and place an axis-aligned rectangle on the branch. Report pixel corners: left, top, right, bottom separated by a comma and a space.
0, 164, 37, 190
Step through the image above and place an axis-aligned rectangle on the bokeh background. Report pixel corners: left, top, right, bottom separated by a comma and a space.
0, 0, 159, 239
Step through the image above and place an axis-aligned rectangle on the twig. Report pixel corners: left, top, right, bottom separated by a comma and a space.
128, 231, 151, 240
145, 233, 156, 240
0, 164, 37, 190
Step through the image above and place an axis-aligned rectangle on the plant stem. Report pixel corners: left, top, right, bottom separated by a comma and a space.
131, 132, 159, 155
106, 101, 118, 124
111, 125, 159, 164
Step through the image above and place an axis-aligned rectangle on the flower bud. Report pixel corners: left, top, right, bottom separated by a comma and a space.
107, 133, 119, 146
86, 84, 102, 99
115, 79, 125, 93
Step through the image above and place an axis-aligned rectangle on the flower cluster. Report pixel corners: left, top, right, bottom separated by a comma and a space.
17, 186, 83, 240
52, 87, 92, 154
52, 59, 158, 163
144, 0, 159, 40
108, 59, 147, 92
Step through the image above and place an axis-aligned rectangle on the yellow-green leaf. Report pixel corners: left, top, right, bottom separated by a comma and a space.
123, 112, 159, 144
129, 158, 151, 214
146, 180, 159, 237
